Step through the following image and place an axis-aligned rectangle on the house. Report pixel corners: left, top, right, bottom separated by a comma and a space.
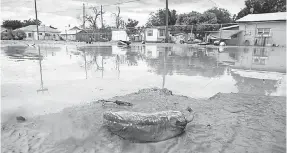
144, 26, 171, 43
60, 26, 81, 41
236, 12, 286, 47
111, 29, 128, 41
17, 25, 61, 40
207, 25, 242, 46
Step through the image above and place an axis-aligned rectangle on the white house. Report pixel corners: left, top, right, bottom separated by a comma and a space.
60, 26, 81, 41
144, 26, 171, 42
18, 25, 61, 40
236, 12, 286, 46
112, 29, 128, 41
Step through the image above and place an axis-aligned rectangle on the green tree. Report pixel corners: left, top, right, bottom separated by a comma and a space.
146, 9, 177, 26
2, 19, 42, 30
126, 18, 139, 27
236, 0, 286, 19
205, 7, 232, 23
22, 18, 41, 27
12, 30, 26, 40
2, 20, 23, 30
126, 18, 139, 36
175, 11, 219, 39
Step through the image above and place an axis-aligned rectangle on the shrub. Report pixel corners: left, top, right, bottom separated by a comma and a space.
1, 30, 14, 40
12, 30, 26, 40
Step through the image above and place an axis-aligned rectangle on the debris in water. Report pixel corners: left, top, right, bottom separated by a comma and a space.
103, 110, 190, 142
99, 99, 133, 106
16, 116, 26, 122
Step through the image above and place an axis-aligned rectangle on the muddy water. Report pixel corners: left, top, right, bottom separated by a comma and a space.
1, 45, 286, 120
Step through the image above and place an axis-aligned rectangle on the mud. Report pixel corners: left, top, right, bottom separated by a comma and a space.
1, 88, 286, 153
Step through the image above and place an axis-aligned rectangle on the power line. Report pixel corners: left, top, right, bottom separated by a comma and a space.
101, 0, 141, 7
37, 0, 141, 14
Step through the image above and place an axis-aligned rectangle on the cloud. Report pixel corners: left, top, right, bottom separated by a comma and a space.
1, 0, 245, 29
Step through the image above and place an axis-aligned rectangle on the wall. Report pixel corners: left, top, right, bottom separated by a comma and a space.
24, 32, 60, 40
238, 21, 286, 47
60, 34, 76, 41
25, 32, 34, 40
145, 28, 158, 42
112, 30, 128, 41
145, 28, 170, 42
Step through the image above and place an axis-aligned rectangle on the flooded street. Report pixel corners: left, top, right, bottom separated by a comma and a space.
1, 45, 286, 120
1, 44, 286, 153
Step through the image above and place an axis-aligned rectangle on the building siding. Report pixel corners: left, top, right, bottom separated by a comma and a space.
112, 30, 128, 41
145, 28, 170, 42
238, 21, 286, 47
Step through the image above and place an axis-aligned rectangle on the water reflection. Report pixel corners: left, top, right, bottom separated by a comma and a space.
76, 45, 285, 97
1, 45, 286, 116
36, 46, 48, 93
218, 47, 286, 73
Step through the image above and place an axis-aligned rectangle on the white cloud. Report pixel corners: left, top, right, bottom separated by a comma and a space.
1, 0, 245, 29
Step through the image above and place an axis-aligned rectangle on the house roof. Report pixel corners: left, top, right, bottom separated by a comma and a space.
146, 26, 172, 30
69, 26, 81, 31
208, 30, 242, 40
60, 30, 78, 35
236, 12, 286, 22
18, 25, 61, 33
1, 27, 8, 33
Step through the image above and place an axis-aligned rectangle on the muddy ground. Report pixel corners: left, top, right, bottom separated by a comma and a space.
1, 88, 286, 153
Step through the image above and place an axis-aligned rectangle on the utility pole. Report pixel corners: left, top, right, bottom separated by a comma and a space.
220, 24, 222, 41
101, 5, 104, 29
34, 0, 39, 40
165, 0, 169, 43
83, 3, 85, 29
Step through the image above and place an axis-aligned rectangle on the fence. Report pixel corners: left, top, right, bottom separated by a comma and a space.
76, 32, 112, 42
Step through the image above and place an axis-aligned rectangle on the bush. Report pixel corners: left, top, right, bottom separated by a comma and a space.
12, 30, 26, 40
1, 30, 14, 40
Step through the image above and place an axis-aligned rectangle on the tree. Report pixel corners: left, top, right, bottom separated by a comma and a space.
2, 19, 42, 30
22, 18, 41, 27
236, 0, 286, 20
12, 30, 26, 40
176, 11, 220, 39
113, 6, 125, 29
205, 7, 232, 24
2, 20, 23, 30
126, 18, 139, 36
85, 7, 101, 30
126, 18, 139, 28
146, 9, 177, 26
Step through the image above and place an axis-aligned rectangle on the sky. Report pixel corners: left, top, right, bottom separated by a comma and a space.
1, 0, 245, 31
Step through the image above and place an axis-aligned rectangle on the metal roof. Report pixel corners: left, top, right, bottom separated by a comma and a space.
220, 25, 239, 30
236, 12, 286, 22
18, 25, 60, 33
208, 30, 242, 40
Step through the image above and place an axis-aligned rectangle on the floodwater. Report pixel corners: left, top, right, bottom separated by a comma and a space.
1, 44, 286, 120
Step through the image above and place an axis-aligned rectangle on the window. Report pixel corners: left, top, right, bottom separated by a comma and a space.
147, 30, 153, 36
159, 29, 165, 37
28, 33, 32, 37
257, 28, 271, 37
